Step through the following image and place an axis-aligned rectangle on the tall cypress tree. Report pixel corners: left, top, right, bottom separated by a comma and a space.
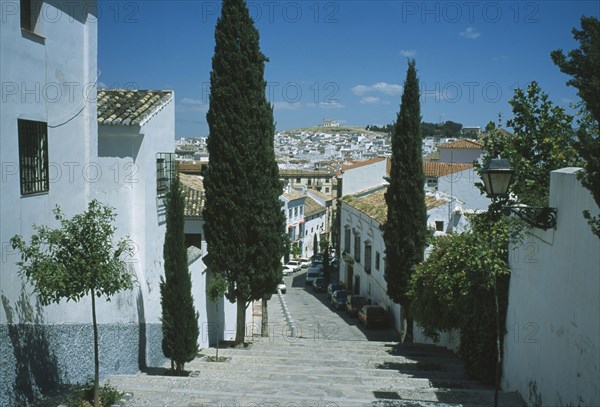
383, 60, 427, 343
204, 0, 285, 345
160, 174, 199, 374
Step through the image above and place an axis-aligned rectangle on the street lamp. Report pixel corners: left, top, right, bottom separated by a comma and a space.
480, 158, 557, 230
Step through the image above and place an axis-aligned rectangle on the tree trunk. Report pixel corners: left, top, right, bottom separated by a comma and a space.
261, 297, 269, 337
400, 304, 414, 344
91, 288, 100, 407
235, 294, 246, 346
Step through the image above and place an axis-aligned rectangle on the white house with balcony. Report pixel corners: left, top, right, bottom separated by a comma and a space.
0, 2, 174, 404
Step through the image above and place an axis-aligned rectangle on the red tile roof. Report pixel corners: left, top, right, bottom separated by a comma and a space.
423, 162, 473, 177
437, 139, 483, 149
340, 157, 386, 172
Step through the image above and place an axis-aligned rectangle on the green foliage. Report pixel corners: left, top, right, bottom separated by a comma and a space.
10, 200, 134, 305
290, 243, 301, 259
160, 174, 199, 374
203, 0, 286, 343
384, 59, 427, 309
552, 17, 600, 238
410, 217, 512, 383
207, 273, 228, 303
313, 234, 318, 256
63, 380, 123, 407
421, 120, 463, 139
319, 236, 329, 252
10, 200, 134, 407
478, 81, 579, 207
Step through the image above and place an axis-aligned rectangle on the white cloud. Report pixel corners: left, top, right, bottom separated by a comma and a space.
180, 97, 205, 105
306, 101, 345, 109
459, 27, 480, 39
399, 49, 416, 57
273, 101, 302, 111
360, 96, 381, 104
351, 82, 403, 96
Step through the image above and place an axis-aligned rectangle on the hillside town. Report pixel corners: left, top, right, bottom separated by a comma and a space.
1, 1, 598, 407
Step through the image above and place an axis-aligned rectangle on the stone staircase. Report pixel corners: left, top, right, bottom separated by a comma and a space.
109, 336, 526, 406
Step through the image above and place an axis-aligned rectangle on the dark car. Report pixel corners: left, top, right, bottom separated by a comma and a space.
312, 277, 327, 292
331, 290, 347, 310
346, 295, 368, 317
327, 283, 344, 300
358, 305, 389, 329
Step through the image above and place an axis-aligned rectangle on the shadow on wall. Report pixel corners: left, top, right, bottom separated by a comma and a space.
136, 288, 147, 370
1, 285, 61, 405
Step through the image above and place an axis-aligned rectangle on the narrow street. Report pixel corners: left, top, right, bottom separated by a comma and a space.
108, 269, 526, 406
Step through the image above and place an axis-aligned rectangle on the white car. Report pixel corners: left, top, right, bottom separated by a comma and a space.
299, 258, 311, 268
286, 260, 302, 273
277, 280, 287, 294
282, 265, 293, 276
305, 268, 321, 285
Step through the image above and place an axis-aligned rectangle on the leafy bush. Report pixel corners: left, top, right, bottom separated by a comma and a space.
409, 216, 512, 383
63, 381, 123, 407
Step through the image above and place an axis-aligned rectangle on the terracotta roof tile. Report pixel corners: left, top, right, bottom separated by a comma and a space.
97, 89, 173, 126
342, 186, 447, 225
423, 162, 473, 177
340, 157, 386, 172
437, 139, 483, 149
304, 197, 326, 217
179, 173, 204, 218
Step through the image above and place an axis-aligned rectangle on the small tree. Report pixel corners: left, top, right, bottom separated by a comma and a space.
322, 245, 331, 285
10, 200, 135, 407
313, 234, 319, 257
160, 174, 199, 375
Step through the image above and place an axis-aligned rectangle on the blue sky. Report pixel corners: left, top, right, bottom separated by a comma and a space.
98, 1, 600, 137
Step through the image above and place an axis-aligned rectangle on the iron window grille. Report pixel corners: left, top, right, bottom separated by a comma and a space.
18, 119, 49, 196
364, 243, 372, 274
353, 231, 361, 263
156, 152, 175, 198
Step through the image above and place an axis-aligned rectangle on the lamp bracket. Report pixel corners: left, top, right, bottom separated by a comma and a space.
505, 206, 557, 230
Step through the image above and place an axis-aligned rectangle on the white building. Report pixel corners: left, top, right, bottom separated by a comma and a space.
437, 139, 484, 164
303, 196, 327, 257
280, 189, 306, 255
338, 186, 451, 333
0, 2, 173, 403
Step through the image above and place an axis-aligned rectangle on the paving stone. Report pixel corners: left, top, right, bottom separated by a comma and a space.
107, 271, 526, 407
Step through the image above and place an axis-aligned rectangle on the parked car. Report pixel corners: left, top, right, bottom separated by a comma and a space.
312, 277, 327, 292
282, 265, 293, 276
277, 280, 287, 294
311, 260, 323, 268
358, 305, 389, 329
286, 260, 302, 273
299, 258, 311, 268
311, 253, 323, 262
331, 290, 347, 310
305, 269, 321, 285
346, 295, 368, 317
327, 283, 344, 300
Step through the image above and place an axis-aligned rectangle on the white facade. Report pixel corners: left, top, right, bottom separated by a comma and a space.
0, 2, 173, 403
339, 200, 402, 330
303, 198, 327, 258
339, 158, 387, 197
280, 190, 305, 253
436, 167, 491, 212
502, 168, 600, 407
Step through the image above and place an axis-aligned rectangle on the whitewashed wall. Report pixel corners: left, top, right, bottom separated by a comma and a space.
341, 159, 387, 197
439, 148, 482, 164
502, 168, 600, 407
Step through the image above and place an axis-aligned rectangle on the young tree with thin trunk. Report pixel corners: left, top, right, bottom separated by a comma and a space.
204, 0, 286, 345
10, 200, 134, 407
383, 60, 427, 343
160, 174, 199, 374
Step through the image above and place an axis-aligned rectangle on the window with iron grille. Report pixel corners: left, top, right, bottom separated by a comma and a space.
375, 251, 380, 271
354, 231, 361, 262
18, 119, 49, 196
156, 152, 175, 198
344, 226, 351, 253
364, 243, 372, 274
20, 0, 42, 34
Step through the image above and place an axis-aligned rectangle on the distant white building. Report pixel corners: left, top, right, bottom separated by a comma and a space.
323, 119, 340, 127
437, 139, 484, 164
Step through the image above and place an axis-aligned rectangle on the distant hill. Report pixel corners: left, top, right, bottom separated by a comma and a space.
278, 126, 388, 137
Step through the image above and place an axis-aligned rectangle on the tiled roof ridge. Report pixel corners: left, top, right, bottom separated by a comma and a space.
341, 156, 386, 171
437, 139, 483, 149
97, 89, 174, 127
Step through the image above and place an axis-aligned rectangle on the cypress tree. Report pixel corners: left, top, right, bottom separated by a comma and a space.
313, 234, 318, 257
160, 174, 199, 374
383, 59, 427, 343
204, 0, 286, 345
